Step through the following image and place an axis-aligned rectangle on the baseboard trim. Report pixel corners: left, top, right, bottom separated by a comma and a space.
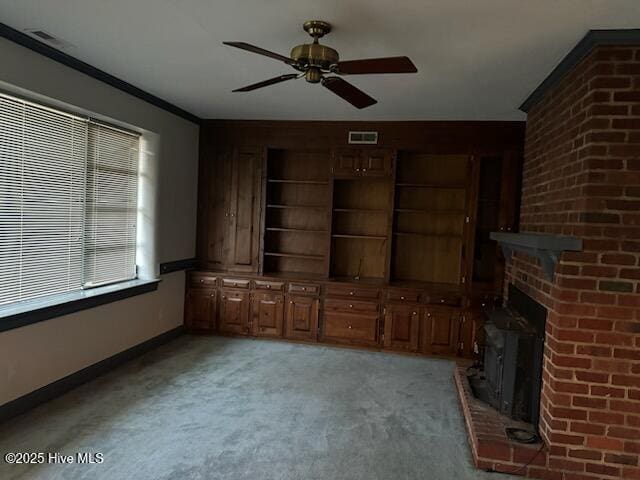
0, 325, 185, 423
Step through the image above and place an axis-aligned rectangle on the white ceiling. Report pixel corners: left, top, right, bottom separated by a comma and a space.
1, 0, 640, 121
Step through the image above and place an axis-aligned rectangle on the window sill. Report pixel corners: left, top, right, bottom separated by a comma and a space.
0, 279, 160, 333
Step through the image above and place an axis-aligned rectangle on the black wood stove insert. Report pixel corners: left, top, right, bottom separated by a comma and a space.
472, 285, 547, 430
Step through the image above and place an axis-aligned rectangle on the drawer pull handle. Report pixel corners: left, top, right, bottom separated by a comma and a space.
412, 312, 417, 316
348, 325, 352, 329
350, 291, 354, 296
349, 304, 353, 308
400, 296, 405, 300
302, 287, 306, 291
266, 285, 271, 289
199, 279, 204, 283
290, 301, 293, 304
222, 296, 226, 299
427, 313, 431, 317
210, 294, 214, 298
440, 299, 445, 303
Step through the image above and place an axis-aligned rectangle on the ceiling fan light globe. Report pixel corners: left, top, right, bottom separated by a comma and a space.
305, 68, 322, 84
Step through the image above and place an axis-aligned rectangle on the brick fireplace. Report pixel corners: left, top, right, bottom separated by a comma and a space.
458, 30, 640, 479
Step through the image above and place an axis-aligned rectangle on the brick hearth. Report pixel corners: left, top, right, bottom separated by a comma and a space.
454, 367, 548, 477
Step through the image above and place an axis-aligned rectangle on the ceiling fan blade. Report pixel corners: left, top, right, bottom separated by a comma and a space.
321, 77, 377, 109
336, 56, 417, 74
223, 42, 296, 65
232, 74, 299, 92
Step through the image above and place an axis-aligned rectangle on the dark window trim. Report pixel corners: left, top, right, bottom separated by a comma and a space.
0, 279, 159, 333
0, 22, 201, 125
520, 29, 640, 112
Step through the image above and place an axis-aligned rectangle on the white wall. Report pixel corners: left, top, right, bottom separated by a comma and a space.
0, 38, 200, 406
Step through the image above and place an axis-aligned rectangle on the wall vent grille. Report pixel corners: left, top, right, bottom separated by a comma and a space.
348, 131, 378, 145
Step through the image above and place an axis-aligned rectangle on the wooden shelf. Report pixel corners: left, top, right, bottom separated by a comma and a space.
396, 183, 465, 189
393, 232, 463, 239
332, 234, 387, 240
267, 204, 326, 210
394, 208, 466, 215
264, 252, 325, 260
266, 227, 327, 234
268, 179, 328, 185
333, 208, 388, 214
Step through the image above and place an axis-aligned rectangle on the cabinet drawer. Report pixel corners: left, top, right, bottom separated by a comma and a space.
221, 278, 250, 289
325, 298, 378, 314
190, 275, 217, 288
254, 280, 285, 292
424, 294, 462, 307
326, 285, 379, 300
387, 289, 420, 303
323, 312, 378, 345
288, 283, 320, 296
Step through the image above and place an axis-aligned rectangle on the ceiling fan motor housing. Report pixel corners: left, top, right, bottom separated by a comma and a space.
291, 43, 339, 74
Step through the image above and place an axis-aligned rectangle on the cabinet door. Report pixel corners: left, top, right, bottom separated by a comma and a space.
185, 288, 217, 332
205, 149, 232, 268
227, 147, 262, 271
332, 149, 361, 177
251, 293, 284, 338
458, 311, 483, 358
421, 307, 461, 356
360, 149, 392, 177
322, 311, 379, 346
219, 289, 250, 335
285, 296, 319, 341
383, 304, 420, 352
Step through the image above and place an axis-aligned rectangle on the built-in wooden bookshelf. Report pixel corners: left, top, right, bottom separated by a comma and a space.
391, 153, 469, 285
263, 149, 331, 276
330, 177, 392, 281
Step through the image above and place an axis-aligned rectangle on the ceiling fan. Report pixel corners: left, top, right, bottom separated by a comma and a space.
223, 20, 417, 109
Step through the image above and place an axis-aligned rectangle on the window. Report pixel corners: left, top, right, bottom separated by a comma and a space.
0, 92, 140, 307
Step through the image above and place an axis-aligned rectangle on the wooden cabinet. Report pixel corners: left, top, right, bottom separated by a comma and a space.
219, 289, 250, 335
458, 311, 483, 358
185, 288, 217, 332
360, 150, 393, 177
383, 304, 420, 352
184, 272, 489, 359
201, 147, 262, 272
285, 295, 319, 341
251, 292, 284, 338
322, 311, 379, 346
421, 307, 461, 356
468, 153, 520, 293
332, 149, 392, 178
333, 149, 361, 176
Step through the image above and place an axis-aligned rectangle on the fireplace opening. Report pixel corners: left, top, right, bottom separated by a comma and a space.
470, 285, 547, 431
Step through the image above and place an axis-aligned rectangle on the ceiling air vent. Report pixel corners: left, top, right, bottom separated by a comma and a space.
24, 29, 71, 48
348, 131, 378, 145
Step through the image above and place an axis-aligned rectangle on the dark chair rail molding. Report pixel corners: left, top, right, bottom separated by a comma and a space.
0, 22, 201, 125
520, 28, 640, 112
159, 258, 197, 274
0, 326, 185, 422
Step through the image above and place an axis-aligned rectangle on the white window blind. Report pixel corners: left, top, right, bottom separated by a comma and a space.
0, 92, 140, 307
84, 122, 139, 287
